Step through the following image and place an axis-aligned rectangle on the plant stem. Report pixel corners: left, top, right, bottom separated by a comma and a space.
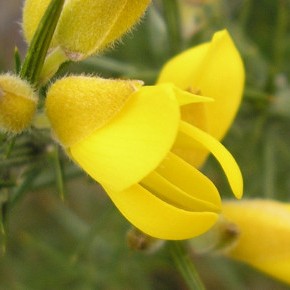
51, 146, 65, 201
169, 240, 206, 290
162, 0, 183, 56
20, 0, 65, 86
0, 205, 6, 256
14, 47, 22, 74
272, 0, 288, 76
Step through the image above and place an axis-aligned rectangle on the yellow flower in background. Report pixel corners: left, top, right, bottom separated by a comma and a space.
22, 0, 151, 60
0, 74, 37, 134
158, 30, 245, 167
45, 75, 242, 240
222, 199, 290, 285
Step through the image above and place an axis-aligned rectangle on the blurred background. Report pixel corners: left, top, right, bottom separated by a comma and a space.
0, 0, 290, 289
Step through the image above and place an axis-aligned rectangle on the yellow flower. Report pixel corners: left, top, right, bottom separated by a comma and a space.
158, 29, 245, 167
45, 75, 242, 240
222, 199, 290, 285
0, 74, 37, 134
22, 0, 151, 60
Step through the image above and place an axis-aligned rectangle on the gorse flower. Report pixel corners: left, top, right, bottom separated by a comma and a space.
222, 199, 290, 285
46, 77, 242, 240
45, 30, 244, 240
22, 0, 151, 61
0, 74, 37, 134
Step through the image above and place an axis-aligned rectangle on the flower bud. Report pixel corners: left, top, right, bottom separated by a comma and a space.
0, 74, 37, 134
45, 76, 143, 146
22, 0, 151, 60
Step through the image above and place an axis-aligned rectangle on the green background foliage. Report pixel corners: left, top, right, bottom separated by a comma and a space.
0, 0, 290, 289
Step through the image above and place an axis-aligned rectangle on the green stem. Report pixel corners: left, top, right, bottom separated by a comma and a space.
20, 0, 65, 86
82, 57, 158, 81
244, 87, 269, 104
0, 180, 15, 188
51, 146, 65, 201
272, 0, 288, 75
8, 167, 41, 209
5, 137, 16, 159
0, 205, 6, 256
239, 0, 252, 31
169, 241, 206, 290
267, 0, 288, 94
70, 208, 113, 265
263, 128, 276, 198
14, 47, 22, 74
162, 0, 183, 56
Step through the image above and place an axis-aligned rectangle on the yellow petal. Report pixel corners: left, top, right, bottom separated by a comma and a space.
141, 170, 220, 213
157, 42, 208, 90
178, 121, 243, 199
158, 30, 245, 167
104, 183, 219, 240
69, 85, 180, 192
173, 121, 210, 167
222, 200, 290, 285
167, 83, 213, 106
155, 152, 221, 209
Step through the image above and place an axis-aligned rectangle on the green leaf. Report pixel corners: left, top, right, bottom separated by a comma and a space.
14, 47, 22, 74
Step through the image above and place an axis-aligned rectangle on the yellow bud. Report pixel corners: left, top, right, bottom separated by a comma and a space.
45, 76, 143, 146
57, 0, 151, 60
22, 0, 151, 60
0, 74, 37, 134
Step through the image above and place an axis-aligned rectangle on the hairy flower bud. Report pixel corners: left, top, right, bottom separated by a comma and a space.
45, 76, 143, 146
0, 74, 37, 133
22, 0, 151, 60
